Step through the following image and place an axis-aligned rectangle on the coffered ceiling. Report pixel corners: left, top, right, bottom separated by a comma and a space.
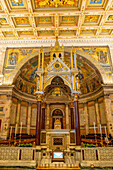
0, 0, 113, 40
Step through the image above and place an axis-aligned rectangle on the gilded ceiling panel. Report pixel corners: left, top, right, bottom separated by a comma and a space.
5, 0, 27, 11
13, 17, 31, 27
0, 18, 9, 27
100, 29, 112, 35
2, 31, 15, 37
83, 15, 101, 25
86, 0, 107, 9
0, 3, 4, 12
38, 30, 55, 36
80, 29, 96, 35
18, 31, 34, 36
35, 17, 54, 26
32, 0, 81, 9
59, 30, 76, 36
105, 15, 113, 24
0, 0, 112, 39
60, 16, 78, 26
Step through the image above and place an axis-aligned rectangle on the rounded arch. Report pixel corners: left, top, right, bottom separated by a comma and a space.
5, 50, 39, 85
44, 75, 72, 92
76, 49, 108, 84
51, 108, 64, 116
5, 48, 108, 85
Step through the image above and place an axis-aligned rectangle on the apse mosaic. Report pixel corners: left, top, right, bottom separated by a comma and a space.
77, 47, 110, 66
5, 46, 111, 95
5, 48, 38, 69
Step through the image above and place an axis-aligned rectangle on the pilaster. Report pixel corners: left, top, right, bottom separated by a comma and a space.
46, 104, 50, 129
95, 100, 100, 133
1, 95, 12, 139
16, 101, 21, 134
27, 103, 32, 135
84, 103, 89, 135
66, 104, 69, 129
104, 95, 113, 135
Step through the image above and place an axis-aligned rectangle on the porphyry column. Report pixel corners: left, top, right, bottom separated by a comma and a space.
74, 95, 81, 146
36, 94, 42, 146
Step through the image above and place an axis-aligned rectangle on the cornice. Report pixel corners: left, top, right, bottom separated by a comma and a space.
0, 38, 113, 47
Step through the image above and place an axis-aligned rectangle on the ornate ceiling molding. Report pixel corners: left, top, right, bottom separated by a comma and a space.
0, 38, 113, 47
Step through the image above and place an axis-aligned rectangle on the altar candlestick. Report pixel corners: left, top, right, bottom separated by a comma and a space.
104, 126, 107, 137
20, 122, 22, 135
10, 126, 12, 138
93, 122, 96, 134
100, 124, 102, 134
15, 124, 17, 137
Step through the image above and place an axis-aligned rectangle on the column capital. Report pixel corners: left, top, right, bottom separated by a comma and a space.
41, 102, 46, 108
36, 93, 43, 101
73, 94, 79, 101
69, 102, 74, 108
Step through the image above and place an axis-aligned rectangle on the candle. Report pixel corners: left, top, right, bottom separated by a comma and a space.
100, 124, 102, 134
20, 122, 22, 135
15, 124, 17, 136
104, 126, 107, 137
10, 126, 12, 138
93, 122, 96, 134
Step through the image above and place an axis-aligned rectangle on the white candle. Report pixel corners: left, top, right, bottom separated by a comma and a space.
15, 124, 17, 136
104, 126, 107, 137
20, 122, 22, 135
10, 126, 12, 138
93, 122, 96, 134
100, 124, 102, 134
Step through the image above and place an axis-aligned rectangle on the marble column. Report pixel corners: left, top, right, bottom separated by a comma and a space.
16, 100, 21, 134
84, 103, 89, 135
27, 103, 31, 135
74, 96, 81, 145
70, 103, 74, 129
95, 100, 100, 133
41, 103, 45, 129
36, 95, 42, 145
104, 95, 113, 135
66, 104, 69, 129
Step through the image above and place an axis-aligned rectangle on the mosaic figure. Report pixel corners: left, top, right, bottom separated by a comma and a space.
31, 86, 34, 94
97, 51, 108, 64
37, 76, 40, 91
8, 52, 18, 65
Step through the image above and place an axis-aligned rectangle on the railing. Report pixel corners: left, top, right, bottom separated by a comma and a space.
0, 147, 35, 161
81, 147, 113, 167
